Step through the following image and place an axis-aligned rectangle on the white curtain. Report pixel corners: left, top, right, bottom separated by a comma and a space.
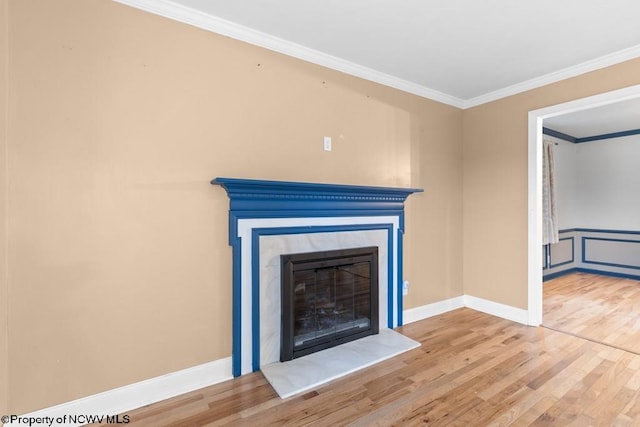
542, 138, 559, 245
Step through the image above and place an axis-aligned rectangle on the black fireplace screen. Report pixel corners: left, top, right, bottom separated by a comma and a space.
280, 247, 379, 361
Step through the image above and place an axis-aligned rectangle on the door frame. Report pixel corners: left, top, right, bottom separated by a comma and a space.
527, 84, 640, 326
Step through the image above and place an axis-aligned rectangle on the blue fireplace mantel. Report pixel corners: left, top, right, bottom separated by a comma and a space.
211, 177, 423, 376
211, 177, 423, 215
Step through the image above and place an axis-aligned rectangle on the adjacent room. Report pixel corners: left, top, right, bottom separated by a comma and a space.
542, 100, 640, 354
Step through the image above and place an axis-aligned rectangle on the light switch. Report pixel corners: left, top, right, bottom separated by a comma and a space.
323, 136, 332, 151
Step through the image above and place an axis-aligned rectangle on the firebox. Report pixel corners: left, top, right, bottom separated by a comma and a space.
280, 246, 379, 361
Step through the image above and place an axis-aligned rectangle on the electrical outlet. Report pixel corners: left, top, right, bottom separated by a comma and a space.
402, 280, 409, 296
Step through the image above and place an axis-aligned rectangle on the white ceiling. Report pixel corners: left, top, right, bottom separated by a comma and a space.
116, 0, 640, 134
545, 98, 640, 139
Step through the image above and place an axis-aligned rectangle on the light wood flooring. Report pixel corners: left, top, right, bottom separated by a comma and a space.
109, 305, 640, 426
544, 272, 640, 355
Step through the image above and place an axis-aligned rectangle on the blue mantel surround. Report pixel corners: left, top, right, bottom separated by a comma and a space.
212, 177, 423, 377
212, 177, 423, 215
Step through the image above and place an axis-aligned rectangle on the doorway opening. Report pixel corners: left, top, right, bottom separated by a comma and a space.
527, 83, 640, 326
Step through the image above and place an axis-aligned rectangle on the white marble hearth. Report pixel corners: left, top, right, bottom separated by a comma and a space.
261, 328, 420, 399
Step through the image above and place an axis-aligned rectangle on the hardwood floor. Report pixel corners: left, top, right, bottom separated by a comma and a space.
109, 306, 640, 426
544, 272, 640, 354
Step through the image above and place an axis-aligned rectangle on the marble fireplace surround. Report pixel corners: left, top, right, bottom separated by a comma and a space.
212, 178, 423, 380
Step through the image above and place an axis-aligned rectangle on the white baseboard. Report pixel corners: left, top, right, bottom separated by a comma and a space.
9, 294, 529, 426
463, 295, 530, 325
7, 357, 233, 426
402, 296, 465, 324
402, 294, 529, 326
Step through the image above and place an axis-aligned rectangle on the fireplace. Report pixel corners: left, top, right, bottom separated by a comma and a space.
211, 177, 423, 377
280, 247, 379, 361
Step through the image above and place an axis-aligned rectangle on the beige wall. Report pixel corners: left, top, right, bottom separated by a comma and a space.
462, 58, 640, 309
0, 0, 8, 416
6, 0, 463, 413
404, 103, 462, 304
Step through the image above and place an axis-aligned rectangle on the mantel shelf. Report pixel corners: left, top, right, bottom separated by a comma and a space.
211, 177, 423, 214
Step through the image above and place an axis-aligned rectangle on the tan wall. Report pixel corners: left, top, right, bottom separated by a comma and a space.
462, 58, 640, 309
6, 0, 463, 413
404, 104, 462, 304
0, 0, 8, 416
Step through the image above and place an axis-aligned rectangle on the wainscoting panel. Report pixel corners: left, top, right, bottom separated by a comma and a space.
583, 236, 640, 270
549, 237, 575, 268
544, 229, 640, 281
543, 230, 579, 279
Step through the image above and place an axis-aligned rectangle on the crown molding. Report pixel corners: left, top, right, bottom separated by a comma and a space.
543, 127, 576, 143
463, 44, 640, 108
113, 0, 466, 108
114, 0, 640, 110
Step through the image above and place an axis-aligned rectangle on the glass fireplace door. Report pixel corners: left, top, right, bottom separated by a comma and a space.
281, 247, 378, 361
